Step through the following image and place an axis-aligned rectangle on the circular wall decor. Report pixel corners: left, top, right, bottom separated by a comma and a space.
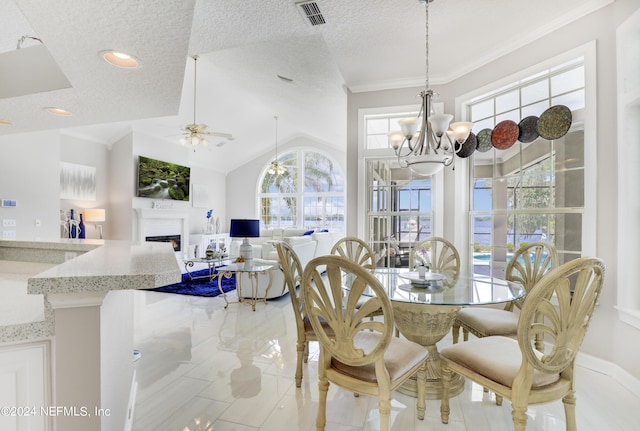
476, 128, 493, 152
538, 105, 572, 140
455, 132, 477, 158
491, 120, 519, 149
518, 116, 539, 143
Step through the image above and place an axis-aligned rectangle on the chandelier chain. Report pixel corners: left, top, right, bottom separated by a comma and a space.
425, 0, 429, 89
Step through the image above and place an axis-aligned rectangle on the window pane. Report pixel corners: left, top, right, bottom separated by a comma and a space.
521, 80, 549, 105
521, 100, 549, 118
304, 151, 344, 192
367, 118, 389, 134
552, 90, 585, 111
473, 179, 493, 211
495, 90, 519, 114
472, 117, 495, 133
551, 66, 584, 95
367, 134, 389, 149
471, 99, 494, 121
495, 109, 520, 124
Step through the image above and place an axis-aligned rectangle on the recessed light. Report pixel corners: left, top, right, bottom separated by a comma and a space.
100, 50, 140, 69
0, 120, 12, 125
44, 107, 73, 116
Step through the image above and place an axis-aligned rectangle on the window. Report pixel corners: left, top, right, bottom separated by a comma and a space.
366, 159, 433, 268
258, 149, 345, 231
467, 58, 587, 278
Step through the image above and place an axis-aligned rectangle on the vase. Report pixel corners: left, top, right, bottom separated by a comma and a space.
78, 213, 86, 239
204, 219, 214, 234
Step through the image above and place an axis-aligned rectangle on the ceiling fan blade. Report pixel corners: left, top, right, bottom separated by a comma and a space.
202, 130, 233, 139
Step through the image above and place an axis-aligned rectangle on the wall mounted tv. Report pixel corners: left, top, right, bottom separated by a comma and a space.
137, 156, 190, 201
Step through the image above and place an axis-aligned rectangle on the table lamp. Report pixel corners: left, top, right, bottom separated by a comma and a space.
83, 208, 106, 239
229, 219, 260, 267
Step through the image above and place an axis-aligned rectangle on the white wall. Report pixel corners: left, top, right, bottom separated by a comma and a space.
0, 131, 61, 241
346, 0, 640, 379
60, 133, 110, 239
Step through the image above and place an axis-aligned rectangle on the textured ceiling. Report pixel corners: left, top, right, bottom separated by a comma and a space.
0, 0, 612, 172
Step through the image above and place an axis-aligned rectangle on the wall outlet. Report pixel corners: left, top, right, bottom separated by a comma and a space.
2, 219, 16, 227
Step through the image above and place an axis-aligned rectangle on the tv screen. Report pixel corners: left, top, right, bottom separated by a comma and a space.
137, 156, 190, 201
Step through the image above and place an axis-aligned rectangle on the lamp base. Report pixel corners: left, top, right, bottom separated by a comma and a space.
239, 238, 253, 267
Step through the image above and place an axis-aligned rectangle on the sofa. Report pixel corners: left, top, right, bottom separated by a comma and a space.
229, 228, 343, 299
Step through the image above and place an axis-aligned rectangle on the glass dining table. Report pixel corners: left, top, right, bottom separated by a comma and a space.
351, 268, 525, 399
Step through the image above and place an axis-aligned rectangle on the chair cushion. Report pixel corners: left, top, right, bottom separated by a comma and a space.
331, 332, 428, 384
456, 307, 519, 336
440, 336, 560, 389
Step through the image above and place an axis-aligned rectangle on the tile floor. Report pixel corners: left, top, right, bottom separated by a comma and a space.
132, 289, 639, 431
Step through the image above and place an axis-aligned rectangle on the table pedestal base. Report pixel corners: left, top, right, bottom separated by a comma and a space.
392, 303, 464, 399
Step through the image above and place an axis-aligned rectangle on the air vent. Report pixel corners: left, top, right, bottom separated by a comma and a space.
296, 1, 326, 26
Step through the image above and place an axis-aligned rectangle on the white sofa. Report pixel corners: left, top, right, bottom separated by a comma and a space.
229, 228, 343, 299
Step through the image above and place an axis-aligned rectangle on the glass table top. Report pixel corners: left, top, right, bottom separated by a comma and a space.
350, 268, 525, 306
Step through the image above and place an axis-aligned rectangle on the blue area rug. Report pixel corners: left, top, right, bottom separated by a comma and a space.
152, 268, 236, 297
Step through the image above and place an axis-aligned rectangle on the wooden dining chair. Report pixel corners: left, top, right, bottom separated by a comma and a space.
276, 241, 333, 388
330, 236, 376, 269
439, 257, 605, 431
302, 255, 428, 431
452, 241, 558, 349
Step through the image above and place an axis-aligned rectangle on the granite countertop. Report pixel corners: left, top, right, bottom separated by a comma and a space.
0, 239, 181, 344
27, 240, 182, 295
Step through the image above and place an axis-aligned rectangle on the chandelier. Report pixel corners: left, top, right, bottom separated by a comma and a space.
267, 116, 286, 176
180, 55, 233, 151
388, 0, 472, 176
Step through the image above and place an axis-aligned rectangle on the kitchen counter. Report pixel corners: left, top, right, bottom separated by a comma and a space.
0, 239, 181, 344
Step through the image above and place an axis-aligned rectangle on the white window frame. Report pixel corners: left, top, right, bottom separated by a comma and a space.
616, 9, 640, 329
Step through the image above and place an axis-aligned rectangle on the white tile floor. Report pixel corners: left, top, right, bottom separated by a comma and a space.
132, 289, 640, 431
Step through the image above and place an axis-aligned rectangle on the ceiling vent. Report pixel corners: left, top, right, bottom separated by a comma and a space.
296, 1, 326, 26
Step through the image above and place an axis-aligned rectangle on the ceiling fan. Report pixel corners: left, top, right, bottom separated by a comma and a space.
180, 55, 233, 150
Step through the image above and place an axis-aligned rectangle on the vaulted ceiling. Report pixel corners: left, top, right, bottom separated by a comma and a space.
0, 0, 611, 172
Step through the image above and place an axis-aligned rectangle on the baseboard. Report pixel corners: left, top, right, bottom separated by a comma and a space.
576, 351, 640, 396
123, 370, 138, 431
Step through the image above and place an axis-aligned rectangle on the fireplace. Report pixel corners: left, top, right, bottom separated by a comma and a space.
133, 208, 190, 254
145, 234, 181, 252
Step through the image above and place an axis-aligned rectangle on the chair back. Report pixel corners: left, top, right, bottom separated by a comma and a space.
303, 255, 393, 367
330, 236, 376, 269
517, 257, 605, 374
412, 237, 460, 285
276, 241, 305, 321
506, 241, 558, 310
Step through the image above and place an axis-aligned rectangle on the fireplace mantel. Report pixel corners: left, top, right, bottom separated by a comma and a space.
133, 208, 190, 253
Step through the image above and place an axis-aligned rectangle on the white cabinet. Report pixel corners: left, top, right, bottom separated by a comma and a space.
189, 233, 230, 258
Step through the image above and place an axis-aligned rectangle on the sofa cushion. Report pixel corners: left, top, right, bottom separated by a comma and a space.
284, 235, 314, 247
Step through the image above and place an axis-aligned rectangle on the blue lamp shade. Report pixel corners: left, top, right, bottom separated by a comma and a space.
229, 219, 260, 238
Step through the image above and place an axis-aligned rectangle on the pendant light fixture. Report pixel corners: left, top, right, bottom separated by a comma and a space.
267, 115, 286, 176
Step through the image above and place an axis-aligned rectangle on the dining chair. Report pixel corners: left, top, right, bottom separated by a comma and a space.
302, 255, 429, 431
276, 241, 332, 388
452, 241, 558, 349
439, 257, 605, 431
330, 236, 376, 269
409, 236, 460, 285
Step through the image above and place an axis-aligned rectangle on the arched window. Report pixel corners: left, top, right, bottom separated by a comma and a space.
258, 148, 345, 231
